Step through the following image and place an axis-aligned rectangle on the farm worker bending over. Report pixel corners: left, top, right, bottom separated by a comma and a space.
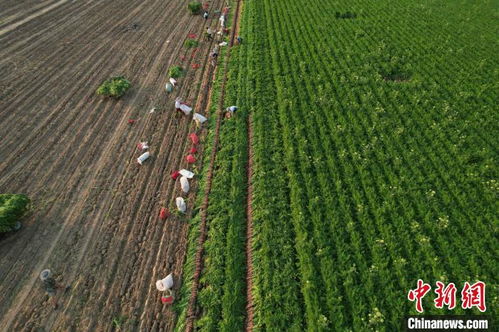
216, 30, 223, 42
156, 273, 174, 304
175, 97, 182, 113
206, 27, 213, 40
210, 45, 220, 66
40, 269, 68, 310
225, 105, 238, 119
193, 112, 208, 128
236, 36, 243, 44
174, 97, 190, 114
203, 11, 209, 19
175, 98, 193, 116
212, 45, 219, 58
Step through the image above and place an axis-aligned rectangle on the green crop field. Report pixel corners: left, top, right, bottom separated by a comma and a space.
176, 0, 498, 331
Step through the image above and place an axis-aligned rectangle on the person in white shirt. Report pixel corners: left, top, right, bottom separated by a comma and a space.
225, 105, 238, 119
206, 27, 213, 40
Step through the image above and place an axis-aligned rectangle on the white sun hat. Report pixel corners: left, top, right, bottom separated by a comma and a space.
193, 113, 208, 124
180, 176, 190, 194
179, 169, 195, 179
176, 197, 186, 213
137, 152, 150, 165
156, 273, 174, 291
179, 104, 193, 115
40, 269, 51, 281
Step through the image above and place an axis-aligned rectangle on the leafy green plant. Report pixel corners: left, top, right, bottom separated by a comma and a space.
112, 315, 127, 330
188, 1, 202, 15
335, 11, 357, 19
184, 39, 199, 48
0, 194, 30, 233
169, 66, 184, 79
96, 76, 131, 98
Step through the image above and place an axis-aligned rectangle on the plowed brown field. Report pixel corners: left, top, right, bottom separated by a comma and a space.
0, 0, 224, 331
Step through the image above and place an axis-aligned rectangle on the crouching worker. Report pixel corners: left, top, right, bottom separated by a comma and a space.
205, 27, 213, 40
216, 30, 223, 42
174, 97, 182, 119
225, 105, 238, 119
40, 269, 68, 310
174, 97, 193, 117
156, 273, 174, 305
210, 45, 219, 66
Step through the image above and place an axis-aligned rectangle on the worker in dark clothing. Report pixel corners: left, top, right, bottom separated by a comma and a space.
236, 36, 242, 44
211, 45, 219, 66
203, 11, 209, 20
212, 45, 219, 58
40, 269, 67, 309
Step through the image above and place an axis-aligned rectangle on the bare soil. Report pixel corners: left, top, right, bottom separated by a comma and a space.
0, 0, 225, 331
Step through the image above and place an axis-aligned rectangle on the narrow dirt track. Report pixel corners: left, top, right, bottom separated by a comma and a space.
0, 0, 227, 331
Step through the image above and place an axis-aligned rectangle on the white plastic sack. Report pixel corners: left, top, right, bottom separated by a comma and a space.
219, 41, 228, 46
137, 152, 150, 165
180, 176, 190, 193
176, 197, 186, 213
169, 77, 177, 86
180, 104, 192, 115
193, 113, 208, 124
179, 169, 195, 179
156, 273, 174, 291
